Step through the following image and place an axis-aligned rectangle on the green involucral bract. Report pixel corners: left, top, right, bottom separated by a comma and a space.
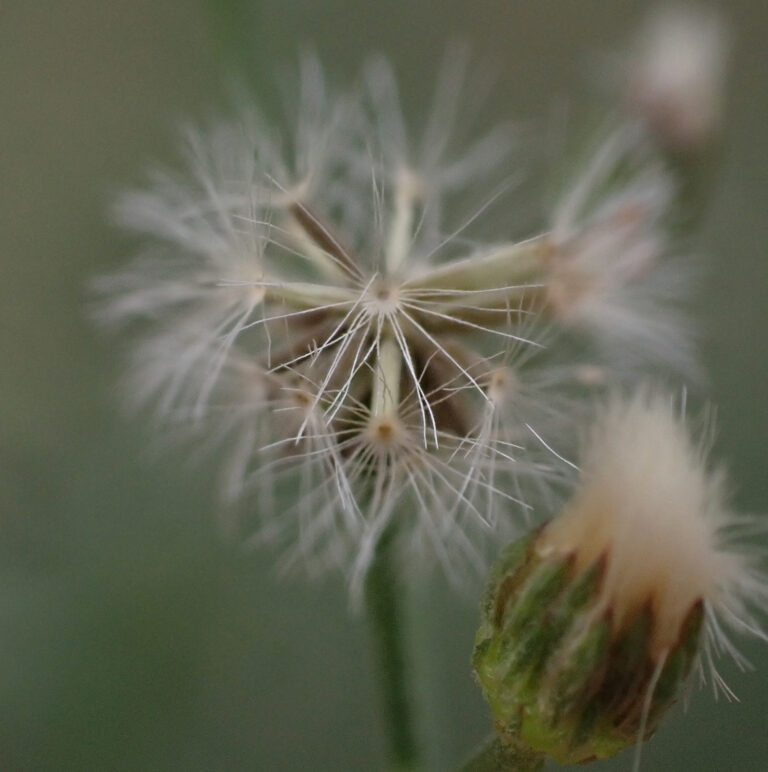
472, 530, 704, 765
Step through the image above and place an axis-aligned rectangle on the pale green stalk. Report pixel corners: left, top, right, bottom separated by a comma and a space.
365, 518, 421, 771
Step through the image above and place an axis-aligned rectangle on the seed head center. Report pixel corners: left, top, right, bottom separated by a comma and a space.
488, 367, 517, 405
366, 281, 402, 317
365, 415, 404, 448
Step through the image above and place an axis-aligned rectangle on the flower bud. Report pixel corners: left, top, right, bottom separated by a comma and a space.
473, 392, 766, 765
473, 528, 702, 765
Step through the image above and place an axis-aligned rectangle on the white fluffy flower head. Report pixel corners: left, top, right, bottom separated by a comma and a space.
94, 56, 699, 592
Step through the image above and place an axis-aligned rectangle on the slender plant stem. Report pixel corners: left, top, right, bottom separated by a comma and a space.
460, 734, 545, 772
365, 518, 420, 771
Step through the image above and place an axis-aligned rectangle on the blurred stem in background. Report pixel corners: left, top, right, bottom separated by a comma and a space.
366, 519, 421, 770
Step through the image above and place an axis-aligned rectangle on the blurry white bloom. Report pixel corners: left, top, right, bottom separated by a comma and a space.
627, 5, 728, 153
94, 56, 696, 591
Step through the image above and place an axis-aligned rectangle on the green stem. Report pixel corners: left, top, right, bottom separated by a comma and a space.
460, 735, 545, 772
365, 518, 420, 771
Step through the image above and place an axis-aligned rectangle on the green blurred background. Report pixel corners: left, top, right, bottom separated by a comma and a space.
2, 1, 767, 769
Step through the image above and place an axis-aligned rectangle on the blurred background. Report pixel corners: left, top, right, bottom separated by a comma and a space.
2, 1, 767, 769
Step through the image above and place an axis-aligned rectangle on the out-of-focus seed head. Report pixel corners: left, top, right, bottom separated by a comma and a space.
627, 5, 728, 154
93, 45, 701, 593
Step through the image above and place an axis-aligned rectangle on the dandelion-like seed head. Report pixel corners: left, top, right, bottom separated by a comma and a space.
94, 52, 701, 592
